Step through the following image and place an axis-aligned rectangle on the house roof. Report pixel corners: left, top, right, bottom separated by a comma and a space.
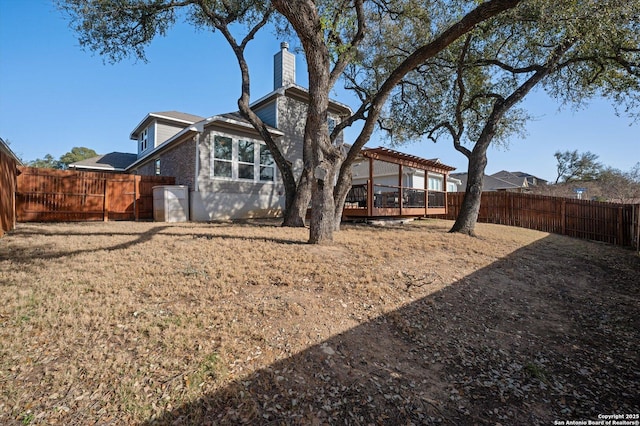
491, 170, 548, 186
69, 152, 138, 171
360, 147, 456, 174
250, 83, 353, 116
0, 137, 22, 165
125, 113, 285, 171
130, 111, 206, 140
451, 172, 522, 191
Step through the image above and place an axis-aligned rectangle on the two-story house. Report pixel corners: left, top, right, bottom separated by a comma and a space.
122, 43, 351, 220
71, 43, 456, 220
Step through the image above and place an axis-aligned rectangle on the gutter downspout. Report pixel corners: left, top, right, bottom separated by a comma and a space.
192, 131, 201, 222
193, 131, 200, 193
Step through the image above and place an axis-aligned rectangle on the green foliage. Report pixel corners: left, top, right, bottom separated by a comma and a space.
554, 150, 603, 183
27, 154, 61, 169
56, 0, 272, 63
27, 147, 98, 169
367, 0, 640, 148
56, 0, 183, 63
59, 146, 98, 169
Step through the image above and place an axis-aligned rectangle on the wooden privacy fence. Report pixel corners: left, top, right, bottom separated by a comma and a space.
0, 144, 20, 236
445, 191, 640, 248
16, 167, 175, 222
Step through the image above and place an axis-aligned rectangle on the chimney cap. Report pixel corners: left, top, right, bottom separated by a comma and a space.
280, 41, 289, 50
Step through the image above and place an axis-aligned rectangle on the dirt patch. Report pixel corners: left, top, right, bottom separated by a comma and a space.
0, 220, 638, 425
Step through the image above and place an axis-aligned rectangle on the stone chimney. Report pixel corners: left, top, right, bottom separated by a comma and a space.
274, 42, 295, 89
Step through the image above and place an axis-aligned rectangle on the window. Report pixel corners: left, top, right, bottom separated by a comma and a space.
154, 158, 161, 175
328, 117, 336, 134
140, 128, 148, 152
213, 136, 233, 178
428, 174, 443, 191
211, 134, 275, 182
260, 145, 275, 181
328, 117, 340, 146
237, 140, 255, 180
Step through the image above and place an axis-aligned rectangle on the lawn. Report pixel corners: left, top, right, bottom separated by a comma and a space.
0, 219, 638, 425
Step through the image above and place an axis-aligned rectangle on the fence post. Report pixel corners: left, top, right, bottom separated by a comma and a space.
616, 206, 623, 246
636, 205, 640, 251
133, 175, 138, 222
560, 199, 566, 236
103, 178, 109, 222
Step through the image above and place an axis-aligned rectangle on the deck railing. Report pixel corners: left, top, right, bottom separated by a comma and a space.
428, 191, 446, 208
344, 183, 447, 215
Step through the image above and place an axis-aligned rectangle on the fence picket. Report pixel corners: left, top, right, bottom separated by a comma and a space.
446, 191, 638, 248
16, 167, 175, 222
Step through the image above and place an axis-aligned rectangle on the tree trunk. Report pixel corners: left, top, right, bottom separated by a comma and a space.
309, 165, 338, 244
449, 41, 569, 235
282, 169, 311, 227
450, 143, 489, 236
333, 168, 352, 231
449, 132, 496, 236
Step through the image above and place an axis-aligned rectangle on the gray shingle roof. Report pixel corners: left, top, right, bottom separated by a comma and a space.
151, 111, 205, 123
69, 152, 138, 171
450, 172, 522, 191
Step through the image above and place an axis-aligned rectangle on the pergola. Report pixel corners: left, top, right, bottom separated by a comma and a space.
343, 147, 456, 219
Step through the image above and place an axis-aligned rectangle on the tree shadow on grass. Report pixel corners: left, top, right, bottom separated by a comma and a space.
139, 236, 639, 425
0, 224, 306, 266
0, 225, 173, 265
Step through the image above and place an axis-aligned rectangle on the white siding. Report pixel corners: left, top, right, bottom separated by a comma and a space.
408, 174, 425, 189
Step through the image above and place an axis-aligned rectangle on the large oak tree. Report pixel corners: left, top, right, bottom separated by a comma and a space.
58, 0, 522, 243
371, 0, 640, 235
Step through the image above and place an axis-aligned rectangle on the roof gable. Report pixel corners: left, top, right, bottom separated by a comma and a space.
130, 111, 205, 140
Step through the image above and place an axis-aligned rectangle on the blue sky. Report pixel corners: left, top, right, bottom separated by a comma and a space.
1, 0, 638, 182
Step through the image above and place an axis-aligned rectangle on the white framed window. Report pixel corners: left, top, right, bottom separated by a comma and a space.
259, 144, 275, 181
213, 135, 233, 178
140, 128, 148, 152
154, 158, 161, 175
428, 173, 443, 191
237, 140, 255, 180
328, 117, 336, 134
211, 134, 275, 182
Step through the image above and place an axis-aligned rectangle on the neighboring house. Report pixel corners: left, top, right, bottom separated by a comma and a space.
450, 170, 547, 192
490, 170, 548, 188
450, 172, 522, 192
68, 152, 138, 172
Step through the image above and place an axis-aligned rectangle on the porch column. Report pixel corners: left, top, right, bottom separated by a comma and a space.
443, 173, 448, 215
367, 157, 374, 216
425, 170, 429, 214
398, 164, 403, 216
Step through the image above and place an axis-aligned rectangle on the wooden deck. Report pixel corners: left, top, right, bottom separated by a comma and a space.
342, 147, 455, 219
343, 184, 447, 218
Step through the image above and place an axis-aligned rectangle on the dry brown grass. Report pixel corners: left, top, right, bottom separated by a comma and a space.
0, 219, 638, 425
